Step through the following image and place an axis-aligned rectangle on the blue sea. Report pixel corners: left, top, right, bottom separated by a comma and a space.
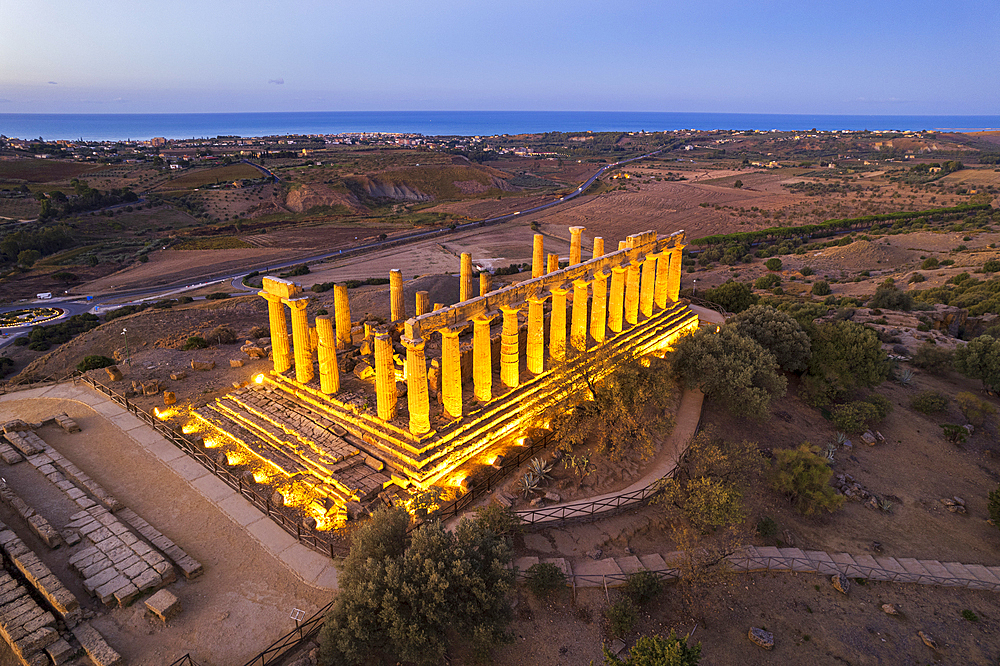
1, 111, 998, 142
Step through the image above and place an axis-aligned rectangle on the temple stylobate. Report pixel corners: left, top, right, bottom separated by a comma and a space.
192, 227, 698, 525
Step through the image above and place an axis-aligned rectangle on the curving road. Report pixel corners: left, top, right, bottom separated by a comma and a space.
0, 150, 662, 346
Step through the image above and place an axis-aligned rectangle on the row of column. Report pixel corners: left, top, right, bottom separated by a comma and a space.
392, 238, 684, 435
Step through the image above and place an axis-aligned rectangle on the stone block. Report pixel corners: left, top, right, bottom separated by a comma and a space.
169, 371, 187, 381
95, 575, 130, 605
230, 359, 244, 368
46, 638, 76, 665
73, 622, 123, 666
22, 610, 55, 634
132, 568, 161, 592
112, 582, 140, 607
15, 626, 58, 659
54, 413, 80, 433
104, 366, 123, 382
83, 568, 119, 594
191, 360, 215, 371
61, 530, 81, 547
163, 391, 177, 405
145, 589, 181, 622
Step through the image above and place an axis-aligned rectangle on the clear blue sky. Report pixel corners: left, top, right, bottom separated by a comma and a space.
1, 0, 997, 115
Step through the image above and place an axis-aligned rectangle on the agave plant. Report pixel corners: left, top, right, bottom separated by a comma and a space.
835, 431, 847, 446
564, 453, 593, 478
825, 443, 836, 464
518, 471, 540, 498
878, 498, 893, 513
897, 368, 914, 386
528, 457, 554, 481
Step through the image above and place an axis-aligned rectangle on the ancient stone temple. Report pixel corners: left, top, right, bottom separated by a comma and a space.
190, 228, 698, 525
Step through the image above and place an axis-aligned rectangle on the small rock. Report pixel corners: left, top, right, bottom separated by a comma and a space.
783, 529, 796, 548
105, 366, 123, 382
917, 630, 937, 650
953, 496, 966, 507
875, 430, 885, 442
230, 359, 244, 368
748, 627, 774, 650
587, 549, 603, 560
831, 573, 851, 595
940, 498, 957, 507
872, 541, 883, 553
843, 440, 853, 450
191, 360, 215, 371
163, 391, 176, 405
353, 362, 374, 380
947, 504, 967, 514
881, 603, 899, 616
861, 431, 877, 445
170, 371, 187, 380
529, 497, 544, 508
865, 496, 879, 510
544, 491, 561, 502
609, 639, 626, 656
963, 424, 975, 435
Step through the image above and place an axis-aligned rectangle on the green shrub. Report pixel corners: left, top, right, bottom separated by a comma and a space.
524, 562, 565, 596
941, 423, 968, 444
182, 336, 209, 350
756, 516, 778, 539
604, 598, 637, 638
800, 266, 814, 276
76, 355, 115, 372
624, 571, 663, 606
956, 391, 995, 426
921, 257, 940, 269
831, 401, 880, 433
984, 259, 1000, 272
755, 273, 781, 289
911, 391, 949, 414
989, 484, 1000, 529
765, 258, 783, 272
702, 280, 757, 313
771, 443, 845, 515
603, 632, 701, 666
204, 292, 230, 300
811, 280, 831, 296
909, 272, 926, 283
962, 609, 980, 622
911, 343, 954, 374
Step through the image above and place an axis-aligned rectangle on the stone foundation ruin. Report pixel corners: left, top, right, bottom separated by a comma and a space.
189, 227, 699, 526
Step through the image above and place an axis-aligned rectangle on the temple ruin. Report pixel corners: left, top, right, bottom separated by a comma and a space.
188, 228, 699, 526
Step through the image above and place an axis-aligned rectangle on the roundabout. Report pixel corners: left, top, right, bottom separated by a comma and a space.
0, 307, 64, 329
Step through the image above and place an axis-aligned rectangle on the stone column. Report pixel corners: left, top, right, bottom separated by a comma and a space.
261, 292, 292, 373
569, 226, 585, 265
433, 303, 445, 311
592, 237, 604, 259
624, 261, 641, 326
571, 278, 590, 351
653, 251, 670, 310
460, 253, 473, 303
590, 270, 609, 345
415, 291, 430, 316
440, 326, 465, 419
334, 284, 352, 350
532, 234, 545, 278
640, 254, 656, 319
527, 296, 547, 374
402, 322, 430, 435
389, 269, 405, 322
473, 314, 496, 402
667, 245, 685, 302
316, 316, 339, 395
373, 327, 397, 421
608, 265, 626, 334
500, 305, 521, 389
547, 253, 559, 274
549, 286, 568, 362
480, 272, 491, 297
286, 298, 314, 384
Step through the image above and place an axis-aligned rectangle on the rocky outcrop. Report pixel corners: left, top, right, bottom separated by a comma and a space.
284, 184, 364, 213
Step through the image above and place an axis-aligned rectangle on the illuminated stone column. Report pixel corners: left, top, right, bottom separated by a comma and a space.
415, 290, 430, 316
569, 226, 585, 265
571, 278, 590, 351
261, 292, 292, 373
286, 298, 314, 384
434, 303, 445, 311
316, 316, 339, 395
618, 240, 627, 251
640, 254, 656, 318
624, 261, 641, 326
460, 253, 473, 303
532, 234, 545, 278
590, 270, 608, 345
527, 296, 547, 374
440, 326, 465, 419
373, 327, 397, 421
668, 245, 685, 302
334, 284, 352, 349
480, 272, 491, 297
473, 314, 497, 402
547, 253, 559, 274
389, 269, 405, 322
402, 322, 430, 435
653, 251, 670, 310
592, 236, 604, 259
549, 286, 568, 362
500, 305, 521, 389
608, 265, 626, 334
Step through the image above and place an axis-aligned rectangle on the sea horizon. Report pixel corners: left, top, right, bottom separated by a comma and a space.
2, 110, 999, 143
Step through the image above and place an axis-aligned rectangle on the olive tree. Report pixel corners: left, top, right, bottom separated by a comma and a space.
954, 335, 1000, 393
729, 305, 812, 372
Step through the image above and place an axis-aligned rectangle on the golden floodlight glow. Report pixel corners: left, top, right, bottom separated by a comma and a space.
449, 473, 466, 488
202, 436, 221, 448
181, 421, 199, 435
485, 455, 498, 465
254, 373, 265, 384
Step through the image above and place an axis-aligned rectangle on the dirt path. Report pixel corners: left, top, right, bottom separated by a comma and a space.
0, 391, 334, 665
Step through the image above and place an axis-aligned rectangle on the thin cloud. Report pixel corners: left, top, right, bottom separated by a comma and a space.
268, 78, 284, 85
47, 81, 57, 85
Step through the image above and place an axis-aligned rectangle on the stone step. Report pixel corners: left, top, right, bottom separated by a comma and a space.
829, 553, 861, 577
777, 548, 814, 572
964, 564, 1000, 589
540, 557, 572, 580
917, 560, 952, 582
849, 554, 893, 581
873, 557, 912, 582
513, 557, 539, 573
572, 558, 623, 582
638, 553, 667, 571
939, 561, 989, 589
615, 556, 644, 575
896, 558, 932, 581
803, 551, 840, 575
